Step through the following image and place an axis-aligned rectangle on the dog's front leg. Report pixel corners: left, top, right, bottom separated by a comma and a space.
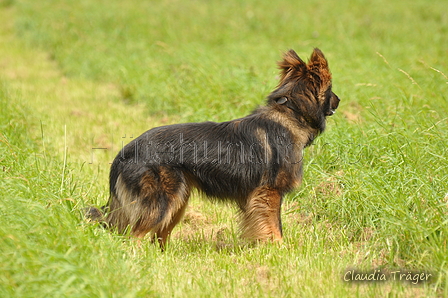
240, 186, 283, 242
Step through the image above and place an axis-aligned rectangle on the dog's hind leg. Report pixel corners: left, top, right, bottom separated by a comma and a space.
152, 197, 189, 250
130, 167, 190, 247
106, 166, 190, 249
240, 186, 283, 242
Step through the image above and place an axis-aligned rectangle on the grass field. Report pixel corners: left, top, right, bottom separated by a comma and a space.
1, 0, 447, 297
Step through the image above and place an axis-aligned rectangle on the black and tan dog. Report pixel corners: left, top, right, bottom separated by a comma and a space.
89, 48, 339, 248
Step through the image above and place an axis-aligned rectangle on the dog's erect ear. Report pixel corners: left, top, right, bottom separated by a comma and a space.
278, 49, 307, 83
308, 48, 329, 72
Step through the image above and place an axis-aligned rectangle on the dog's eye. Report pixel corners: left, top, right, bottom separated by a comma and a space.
276, 97, 288, 104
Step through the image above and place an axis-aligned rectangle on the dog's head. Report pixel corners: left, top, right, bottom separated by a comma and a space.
268, 48, 340, 132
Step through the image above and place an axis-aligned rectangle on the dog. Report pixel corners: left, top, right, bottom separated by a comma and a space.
88, 48, 340, 249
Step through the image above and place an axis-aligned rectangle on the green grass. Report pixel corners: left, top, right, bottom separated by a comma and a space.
1, 0, 447, 296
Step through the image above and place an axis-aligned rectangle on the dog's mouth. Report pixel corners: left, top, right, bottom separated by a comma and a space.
325, 109, 336, 116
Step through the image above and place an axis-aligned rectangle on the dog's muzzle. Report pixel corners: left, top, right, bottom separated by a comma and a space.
326, 94, 340, 116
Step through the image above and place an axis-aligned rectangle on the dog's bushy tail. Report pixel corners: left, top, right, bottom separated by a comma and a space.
84, 206, 107, 224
